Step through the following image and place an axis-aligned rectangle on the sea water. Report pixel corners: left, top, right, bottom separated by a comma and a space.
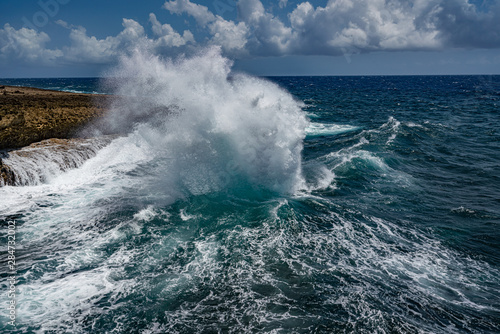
1, 50, 499, 333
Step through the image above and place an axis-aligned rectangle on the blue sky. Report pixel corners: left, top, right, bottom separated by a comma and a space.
0, 0, 499, 77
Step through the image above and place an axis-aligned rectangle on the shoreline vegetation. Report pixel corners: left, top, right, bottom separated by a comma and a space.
0, 85, 110, 186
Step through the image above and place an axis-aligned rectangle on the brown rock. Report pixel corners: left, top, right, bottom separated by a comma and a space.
0, 157, 16, 186
0, 85, 111, 149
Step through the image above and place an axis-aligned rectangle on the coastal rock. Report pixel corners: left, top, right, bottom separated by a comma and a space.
0, 157, 16, 186
0, 85, 110, 149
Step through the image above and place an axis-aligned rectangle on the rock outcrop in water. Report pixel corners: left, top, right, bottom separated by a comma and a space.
0, 85, 110, 149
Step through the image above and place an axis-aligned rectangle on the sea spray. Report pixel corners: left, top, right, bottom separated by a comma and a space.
99, 47, 309, 195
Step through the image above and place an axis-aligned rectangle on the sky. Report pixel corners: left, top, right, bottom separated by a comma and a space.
0, 0, 499, 77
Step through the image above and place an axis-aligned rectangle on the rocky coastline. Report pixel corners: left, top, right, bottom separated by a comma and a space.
0, 85, 111, 186
0, 85, 110, 149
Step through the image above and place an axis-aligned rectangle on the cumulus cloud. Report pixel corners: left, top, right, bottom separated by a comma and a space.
163, 0, 216, 26
0, 23, 62, 64
208, 18, 249, 54
2, 0, 499, 70
164, 0, 500, 57
149, 13, 195, 48
12, 16, 195, 66
237, 0, 293, 55
61, 19, 147, 64
164, 0, 249, 54
287, 0, 442, 55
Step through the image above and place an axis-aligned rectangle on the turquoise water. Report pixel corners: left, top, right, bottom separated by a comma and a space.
1, 60, 499, 332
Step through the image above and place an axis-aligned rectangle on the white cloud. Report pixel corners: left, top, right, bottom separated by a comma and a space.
55, 20, 75, 30
0, 23, 62, 64
164, 0, 500, 57
163, 0, 216, 26
2, 0, 499, 70
149, 13, 195, 48
59, 16, 194, 64
208, 19, 249, 54
163, 0, 442, 56
61, 19, 147, 64
163, 0, 290, 56
238, 0, 293, 55
1, 15, 195, 69
163, 0, 249, 54
287, 0, 442, 54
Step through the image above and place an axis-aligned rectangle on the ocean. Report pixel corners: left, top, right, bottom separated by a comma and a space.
1, 54, 499, 333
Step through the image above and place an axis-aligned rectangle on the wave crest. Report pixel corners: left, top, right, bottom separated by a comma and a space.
99, 48, 308, 195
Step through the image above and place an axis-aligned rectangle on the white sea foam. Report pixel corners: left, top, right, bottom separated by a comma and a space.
0, 137, 112, 186
2, 52, 498, 334
0, 49, 310, 330
305, 123, 360, 137
134, 205, 158, 222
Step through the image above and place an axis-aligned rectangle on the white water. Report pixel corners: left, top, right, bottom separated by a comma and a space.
305, 123, 360, 137
96, 47, 309, 195
1, 65, 499, 332
2, 48, 309, 196
0, 137, 113, 186
0, 49, 311, 331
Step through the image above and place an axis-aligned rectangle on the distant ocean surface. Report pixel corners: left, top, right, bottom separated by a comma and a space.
0, 77, 104, 95
1, 72, 499, 333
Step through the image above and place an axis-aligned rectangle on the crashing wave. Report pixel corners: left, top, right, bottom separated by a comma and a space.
0, 136, 114, 186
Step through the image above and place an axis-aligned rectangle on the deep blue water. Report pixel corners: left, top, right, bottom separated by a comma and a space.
1, 74, 499, 333
0, 77, 103, 95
